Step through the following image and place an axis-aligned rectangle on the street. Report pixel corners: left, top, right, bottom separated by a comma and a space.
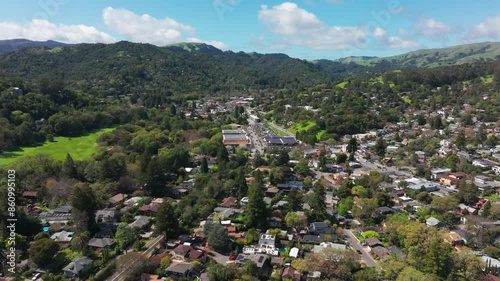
344, 230, 378, 268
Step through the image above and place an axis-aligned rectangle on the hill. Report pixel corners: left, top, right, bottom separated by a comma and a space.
0, 38, 70, 54
164, 42, 224, 55
334, 42, 500, 68
0, 41, 337, 94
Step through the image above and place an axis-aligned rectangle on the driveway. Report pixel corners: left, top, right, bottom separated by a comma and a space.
344, 230, 378, 268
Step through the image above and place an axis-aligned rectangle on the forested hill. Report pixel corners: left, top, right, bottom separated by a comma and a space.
0, 39, 70, 54
0, 41, 336, 94
333, 41, 500, 68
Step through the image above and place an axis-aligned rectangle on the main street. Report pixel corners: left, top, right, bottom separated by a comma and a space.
344, 230, 378, 268
106, 235, 164, 281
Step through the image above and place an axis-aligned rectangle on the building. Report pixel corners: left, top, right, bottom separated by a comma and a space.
108, 193, 128, 206
51, 231, 74, 243
165, 262, 194, 278
222, 129, 249, 145
63, 257, 92, 278
259, 234, 276, 248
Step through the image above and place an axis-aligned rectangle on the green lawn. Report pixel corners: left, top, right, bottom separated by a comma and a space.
316, 130, 327, 141
481, 75, 494, 83
0, 128, 115, 166
289, 120, 316, 133
402, 96, 412, 104
335, 81, 348, 89
485, 194, 500, 202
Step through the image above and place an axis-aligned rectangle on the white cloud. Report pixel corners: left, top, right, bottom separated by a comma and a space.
103, 7, 197, 45
413, 18, 452, 37
258, 2, 367, 50
464, 14, 500, 39
373, 27, 420, 49
0, 19, 115, 43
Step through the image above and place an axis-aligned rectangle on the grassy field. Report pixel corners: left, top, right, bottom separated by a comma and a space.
289, 120, 317, 133
481, 75, 494, 83
335, 81, 348, 89
316, 130, 327, 140
0, 128, 115, 166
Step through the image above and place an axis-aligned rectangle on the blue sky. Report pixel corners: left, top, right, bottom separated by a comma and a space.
1, 0, 500, 59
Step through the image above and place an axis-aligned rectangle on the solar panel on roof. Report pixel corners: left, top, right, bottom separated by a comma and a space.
258, 256, 264, 263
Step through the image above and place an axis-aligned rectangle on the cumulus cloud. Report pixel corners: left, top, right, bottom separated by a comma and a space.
413, 18, 452, 37
258, 2, 367, 50
373, 27, 420, 49
464, 14, 500, 39
103, 7, 196, 45
0, 19, 115, 43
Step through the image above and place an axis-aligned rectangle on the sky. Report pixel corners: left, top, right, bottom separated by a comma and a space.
1, 0, 500, 59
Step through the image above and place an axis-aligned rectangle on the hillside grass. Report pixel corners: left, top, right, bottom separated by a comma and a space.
335, 81, 348, 88
263, 121, 288, 137
0, 128, 115, 166
289, 120, 316, 133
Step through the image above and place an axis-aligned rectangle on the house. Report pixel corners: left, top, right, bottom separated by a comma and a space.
108, 193, 128, 206
129, 216, 150, 229
426, 217, 441, 227
173, 244, 194, 261
365, 238, 383, 249
289, 247, 299, 258
63, 257, 92, 278
149, 252, 172, 266
282, 266, 302, 281
219, 196, 238, 208
95, 209, 118, 223
308, 222, 334, 235
235, 253, 269, 274
52, 205, 72, 214
139, 204, 160, 215
88, 238, 115, 250
51, 231, 74, 243
165, 262, 194, 278
371, 246, 391, 260
140, 273, 162, 281
259, 234, 276, 248
307, 271, 322, 280
430, 168, 451, 180
22, 191, 38, 201
312, 242, 348, 253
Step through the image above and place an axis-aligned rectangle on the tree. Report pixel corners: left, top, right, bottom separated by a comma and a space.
29, 238, 59, 266
160, 256, 172, 269
306, 248, 360, 280
416, 192, 432, 204
456, 129, 466, 149
354, 268, 380, 281
310, 182, 326, 222
207, 263, 234, 281
336, 153, 348, 164
201, 157, 209, 173
244, 181, 269, 229
284, 212, 308, 230
206, 223, 231, 253
295, 158, 310, 176
374, 137, 386, 157
115, 223, 137, 249
347, 138, 358, 153
71, 184, 97, 233
457, 180, 479, 205
286, 187, 303, 211
337, 197, 354, 216
431, 196, 459, 213
155, 202, 179, 239
352, 198, 378, 223
71, 231, 90, 253
453, 250, 485, 281
62, 153, 77, 178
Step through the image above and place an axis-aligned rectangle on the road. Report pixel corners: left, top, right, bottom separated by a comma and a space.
106, 235, 164, 281
344, 230, 378, 268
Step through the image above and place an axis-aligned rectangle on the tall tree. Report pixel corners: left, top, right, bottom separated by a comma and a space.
71, 184, 97, 233
62, 153, 77, 178
244, 181, 269, 229
286, 187, 303, 211
200, 157, 209, 173
155, 202, 179, 239
310, 182, 327, 222
29, 238, 59, 266
374, 137, 386, 157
